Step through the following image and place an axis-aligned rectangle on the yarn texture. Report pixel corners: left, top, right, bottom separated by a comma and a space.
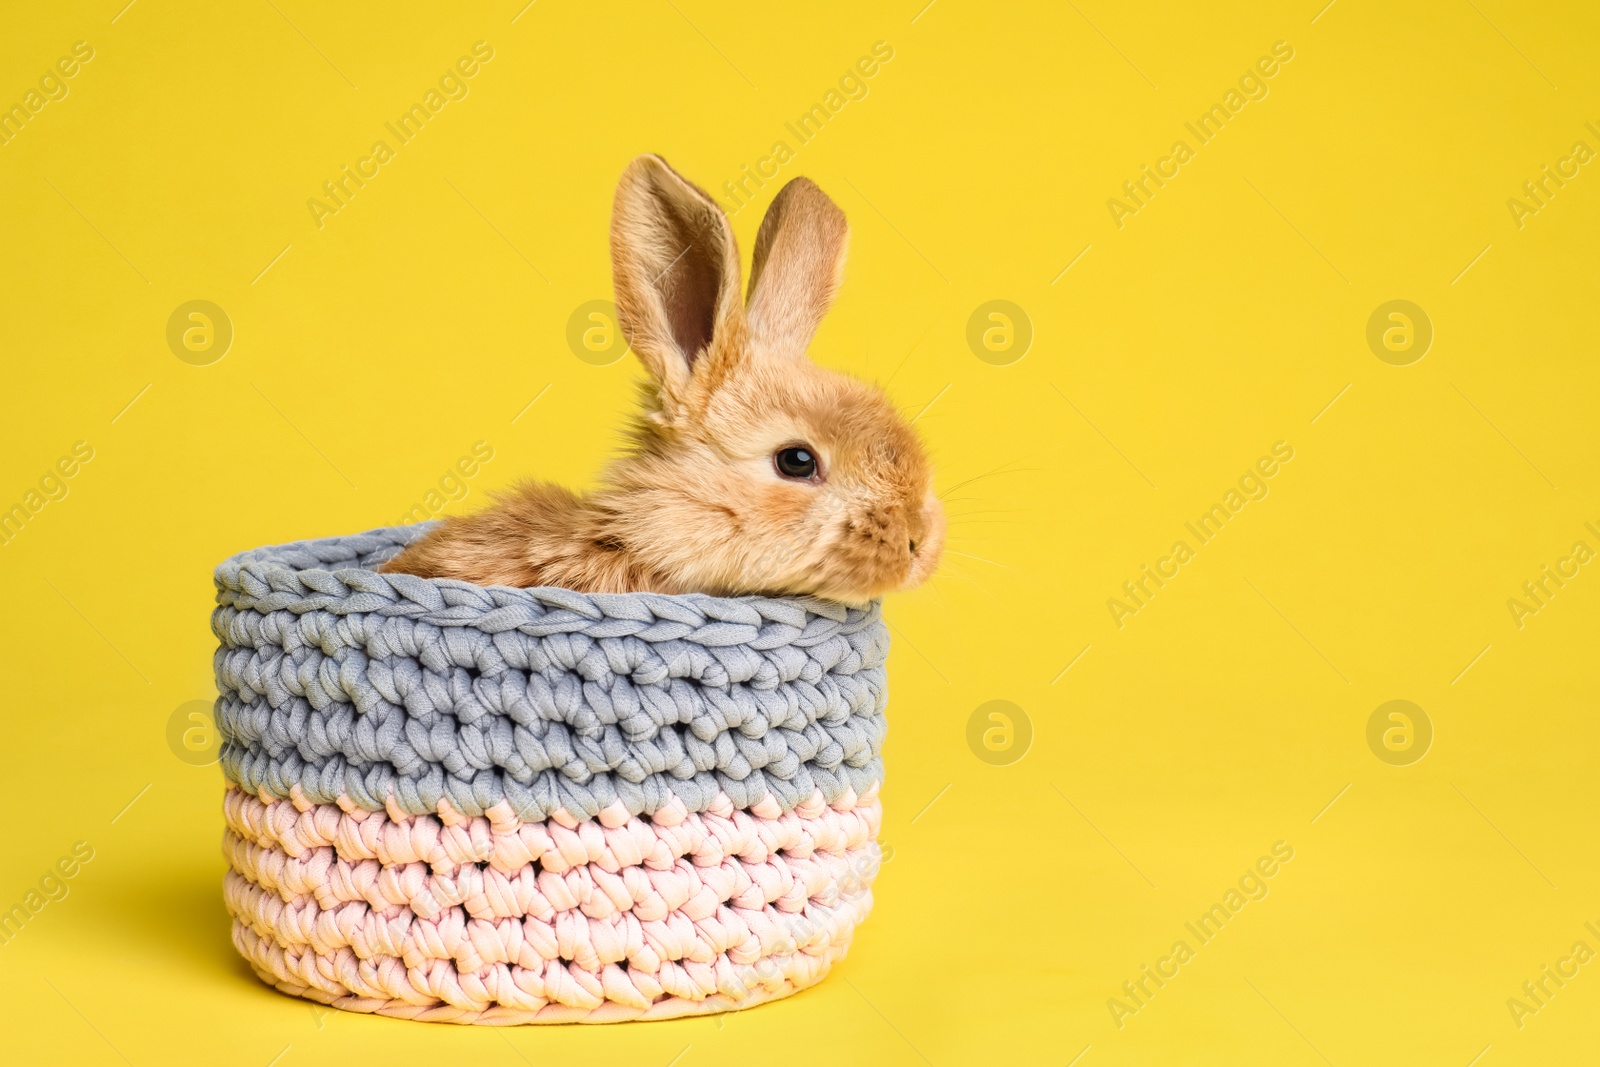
211, 525, 890, 1022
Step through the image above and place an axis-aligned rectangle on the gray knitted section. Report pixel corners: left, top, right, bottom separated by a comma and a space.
211, 524, 888, 822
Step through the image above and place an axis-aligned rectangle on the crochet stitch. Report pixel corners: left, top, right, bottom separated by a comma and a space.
212, 525, 890, 1022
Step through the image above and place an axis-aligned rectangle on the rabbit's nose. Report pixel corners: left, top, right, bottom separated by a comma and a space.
904, 491, 945, 585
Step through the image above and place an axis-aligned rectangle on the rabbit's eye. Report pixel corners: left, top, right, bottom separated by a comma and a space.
774, 446, 819, 481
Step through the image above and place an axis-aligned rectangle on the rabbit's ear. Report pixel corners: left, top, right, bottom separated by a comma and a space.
611, 155, 744, 415
746, 177, 849, 359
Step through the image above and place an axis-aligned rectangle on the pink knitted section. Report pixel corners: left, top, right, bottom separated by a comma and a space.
222, 783, 881, 1023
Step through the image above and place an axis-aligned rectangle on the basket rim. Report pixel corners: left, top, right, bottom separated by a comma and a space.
214, 523, 878, 627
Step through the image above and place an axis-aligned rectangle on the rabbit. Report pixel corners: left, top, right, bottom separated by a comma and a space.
379, 154, 944, 605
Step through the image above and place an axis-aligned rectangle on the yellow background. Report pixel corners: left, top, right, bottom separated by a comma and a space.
2, 0, 1597, 1063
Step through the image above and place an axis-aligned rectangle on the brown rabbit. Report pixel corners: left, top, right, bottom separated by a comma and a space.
380, 154, 944, 605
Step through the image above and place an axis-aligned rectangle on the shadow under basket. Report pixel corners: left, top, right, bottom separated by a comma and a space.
210, 524, 889, 1024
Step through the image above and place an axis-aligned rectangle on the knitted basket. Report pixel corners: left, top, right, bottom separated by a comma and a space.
210, 525, 888, 1024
